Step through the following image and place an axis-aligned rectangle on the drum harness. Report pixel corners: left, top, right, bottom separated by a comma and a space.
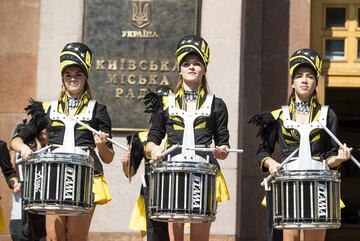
48, 100, 96, 155
281, 105, 329, 171
166, 93, 214, 163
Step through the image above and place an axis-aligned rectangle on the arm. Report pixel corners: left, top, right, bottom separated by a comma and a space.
249, 111, 281, 173
0, 141, 19, 189
212, 98, 230, 160
324, 109, 352, 168
94, 104, 114, 164
10, 137, 33, 161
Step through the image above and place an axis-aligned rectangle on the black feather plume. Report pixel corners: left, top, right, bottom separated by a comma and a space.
143, 88, 163, 113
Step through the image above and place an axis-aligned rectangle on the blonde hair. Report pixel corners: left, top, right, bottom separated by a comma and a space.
175, 75, 209, 94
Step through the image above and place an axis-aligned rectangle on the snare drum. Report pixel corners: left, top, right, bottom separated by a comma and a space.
23, 152, 94, 215
149, 161, 217, 223
271, 170, 341, 229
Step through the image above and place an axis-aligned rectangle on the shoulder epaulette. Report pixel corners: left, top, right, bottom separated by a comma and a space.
271, 109, 282, 120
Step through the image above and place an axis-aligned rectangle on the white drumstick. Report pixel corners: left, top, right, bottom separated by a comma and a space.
186, 147, 244, 153
16, 145, 53, 164
161, 144, 180, 157
149, 144, 180, 164
67, 115, 128, 151
317, 121, 360, 168
261, 147, 299, 187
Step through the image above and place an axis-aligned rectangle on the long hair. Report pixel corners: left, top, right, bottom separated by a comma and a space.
175, 75, 209, 94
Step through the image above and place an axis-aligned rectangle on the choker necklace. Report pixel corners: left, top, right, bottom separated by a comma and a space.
184, 90, 198, 102
68, 97, 80, 108
294, 101, 311, 113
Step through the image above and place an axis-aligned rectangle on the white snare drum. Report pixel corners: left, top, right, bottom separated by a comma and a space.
271, 170, 341, 229
149, 161, 218, 223
23, 152, 94, 215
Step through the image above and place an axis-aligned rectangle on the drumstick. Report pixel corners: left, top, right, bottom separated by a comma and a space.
161, 144, 180, 157
317, 121, 360, 168
260, 147, 299, 187
15, 145, 54, 164
186, 147, 244, 153
149, 144, 180, 164
67, 115, 128, 151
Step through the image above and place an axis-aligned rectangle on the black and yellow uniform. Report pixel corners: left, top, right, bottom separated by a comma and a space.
250, 98, 342, 241
146, 87, 230, 203
0, 140, 18, 232
15, 94, 113, 204
0, 140, 18, 188
253, 98, 338, 172
127, 131, 170, 241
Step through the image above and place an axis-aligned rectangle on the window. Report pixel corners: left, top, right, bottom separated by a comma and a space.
325, 7, 346, 28
325, 39, 345, 60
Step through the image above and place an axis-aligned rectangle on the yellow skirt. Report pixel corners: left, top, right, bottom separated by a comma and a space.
93, 174, 112, 205
129, 196, 147, 231
128, 171, 230, 231
216, 171, 230, 203
0, 204, 7, 233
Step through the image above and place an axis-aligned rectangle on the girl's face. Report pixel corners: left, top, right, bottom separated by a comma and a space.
62, 66, 86, 98
291, 66, 317, 101
180, 54, 206, 90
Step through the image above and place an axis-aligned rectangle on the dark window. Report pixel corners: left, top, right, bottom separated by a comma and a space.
325, 39, 345, 60
325, 7, 346, 28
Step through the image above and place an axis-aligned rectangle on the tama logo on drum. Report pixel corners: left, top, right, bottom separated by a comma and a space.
34, 170, 43, 194
64, 167, 75, 200
192, 175, 202, 208
317, 183, 328, 217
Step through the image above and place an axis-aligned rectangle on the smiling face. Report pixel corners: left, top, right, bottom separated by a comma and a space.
291, 66, 317, 102
62, 66, 86, 98
180, 54, 206, 91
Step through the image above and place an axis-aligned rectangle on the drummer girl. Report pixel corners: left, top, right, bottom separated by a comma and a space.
11, 42, 114, 241
144, 35, 230, 241
249, 48, 352, 241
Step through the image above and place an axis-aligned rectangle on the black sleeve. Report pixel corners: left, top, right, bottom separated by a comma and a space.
249, 112, 279, 171
324, 108, 339, 159
147, 108, 166, 145
0, 140, 17, 188
94, 103, 113, 150
12, 119, 40, 144
212, 98, 230, 147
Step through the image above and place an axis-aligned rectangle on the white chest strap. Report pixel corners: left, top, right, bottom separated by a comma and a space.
167, 94, 214, 162
49, 100, 96, 153
281, 105, 329, 170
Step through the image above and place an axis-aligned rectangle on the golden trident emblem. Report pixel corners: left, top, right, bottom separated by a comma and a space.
131, 0, 151, 29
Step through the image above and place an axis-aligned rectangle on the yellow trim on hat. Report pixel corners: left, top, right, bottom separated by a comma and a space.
176, 45, 208, 65
60, 51, 90, 71
289, 55, 319, 77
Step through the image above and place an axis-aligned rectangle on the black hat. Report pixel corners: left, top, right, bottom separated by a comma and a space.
60, 42, 92, 77
289, 48, 322, 79
176, 35, 210, 67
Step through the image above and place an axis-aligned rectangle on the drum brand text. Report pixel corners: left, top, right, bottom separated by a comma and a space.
317, 183, 327, 217
64, 167, 75, 200
192, 175, 202, 208
34, 170, 43, 194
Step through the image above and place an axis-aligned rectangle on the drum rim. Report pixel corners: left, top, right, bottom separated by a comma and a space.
272, 169, 340, 181
28, 152, 94, 167
150, 161, 218, 174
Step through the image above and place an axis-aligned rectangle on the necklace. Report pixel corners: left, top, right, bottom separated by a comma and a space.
294, 101, 311, 113
68, 97, 80, 108
184, 90, 198, 102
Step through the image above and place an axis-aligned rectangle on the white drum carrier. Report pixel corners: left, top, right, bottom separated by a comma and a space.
23, 100, 96, 215
149, 94, 218, 223
271, 105, 341, 229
